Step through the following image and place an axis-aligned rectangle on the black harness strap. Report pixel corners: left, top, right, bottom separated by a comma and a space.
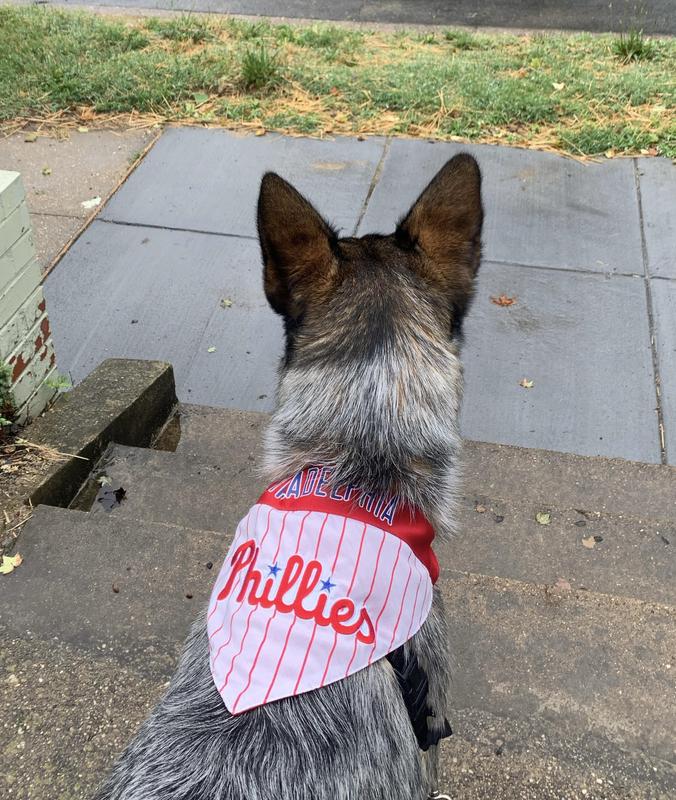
386, 645, 452, 751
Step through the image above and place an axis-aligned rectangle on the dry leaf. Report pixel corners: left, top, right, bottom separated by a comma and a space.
490, 294, 516, 307
582, 536, 596, 549
77, 126, 89, 133
605, 149, 615, 159
475, 503, 487, 514
207, 346, 216, 353
0, 553, 23, 575
535, 512, 551, 525
24, 132, 38, 143
519, 378, 534, 389
255, 128, 266, 137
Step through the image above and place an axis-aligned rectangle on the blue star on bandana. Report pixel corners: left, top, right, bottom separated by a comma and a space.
320, 576, 336, 593
268, 563, 281, 577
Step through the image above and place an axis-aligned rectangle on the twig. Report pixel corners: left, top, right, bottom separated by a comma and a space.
15, 438, 89, 461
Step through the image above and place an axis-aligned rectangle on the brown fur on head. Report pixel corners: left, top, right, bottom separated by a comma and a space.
257, 153, 483, 341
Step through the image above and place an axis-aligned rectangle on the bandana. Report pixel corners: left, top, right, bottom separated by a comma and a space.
207, 466, 438, 715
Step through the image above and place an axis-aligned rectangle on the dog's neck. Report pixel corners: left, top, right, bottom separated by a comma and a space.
263, 341, 464, 540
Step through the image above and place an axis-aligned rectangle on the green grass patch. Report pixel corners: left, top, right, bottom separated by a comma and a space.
0, 7, 674, 157
612, 29, 656, 63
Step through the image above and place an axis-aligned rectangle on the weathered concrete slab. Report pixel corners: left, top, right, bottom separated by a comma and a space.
87, 444, 264, 535
44, 220, 283, 407
442, 571, 676, 763
2, 505, 673, 771
460, 262, 660, 462
101, 128, 386, 238
27, 358, 176, 506
169, 403, 676, 521
83, 439, 676, 606
1, 625, 669, 800
0, 128, 154, 270
29, 212, 82, 271
359, 140, 643, 275
650, 278, 676, 465
462, 439, 676, 521
0, 505, 224, 656
0, 129, 152, 219
637, 158, 676, 280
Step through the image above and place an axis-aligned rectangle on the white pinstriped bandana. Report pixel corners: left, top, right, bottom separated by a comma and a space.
207, 466, 438, 714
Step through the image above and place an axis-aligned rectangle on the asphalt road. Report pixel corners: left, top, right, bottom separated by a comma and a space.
55, 0, 676, 34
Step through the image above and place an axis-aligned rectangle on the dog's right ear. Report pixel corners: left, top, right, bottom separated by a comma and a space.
257, 173, 338, 319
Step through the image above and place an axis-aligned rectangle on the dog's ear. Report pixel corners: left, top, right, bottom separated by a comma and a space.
257, 172, 338, 319
395, 154, 483, 321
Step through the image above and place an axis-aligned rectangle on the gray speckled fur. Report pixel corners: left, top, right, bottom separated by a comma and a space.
93, 159, 482, 800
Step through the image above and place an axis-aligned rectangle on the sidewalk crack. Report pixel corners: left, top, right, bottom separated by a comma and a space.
633, 157, 667, 464
352, 137, 391, 236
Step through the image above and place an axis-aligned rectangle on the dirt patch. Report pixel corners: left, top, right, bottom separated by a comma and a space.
0, 429, 72, 554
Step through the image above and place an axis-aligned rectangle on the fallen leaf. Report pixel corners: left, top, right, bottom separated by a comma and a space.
97, 475, 112, 486
605, 149, 615, 159
519, 378, 534, 389
41, 166, 52, 176
490, 294, 516, 307
552, 82, 565, 91
535, 512, 551, 525
582, 535, 596, 549
475, 503, 487, 513
24, 132, 38, 143
207, 346, 216, 353
81, 196, 101, 210
220, 297, 233, 309
255, 128, 266, 137
77, 126, 89, 133
0, 553, 23, 575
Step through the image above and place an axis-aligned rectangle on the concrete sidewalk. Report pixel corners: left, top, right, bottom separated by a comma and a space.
43, 127, 676, 466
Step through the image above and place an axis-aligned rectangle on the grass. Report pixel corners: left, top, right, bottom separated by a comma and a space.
612, 29, 656, 63
0, 7, 674, 157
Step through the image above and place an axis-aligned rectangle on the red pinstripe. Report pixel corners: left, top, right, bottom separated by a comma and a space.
232, 609, 279, 712
220, 603, 257, 693
368, 538, 403, 664
387, 551, 414, 653
344, 529, 387, 677
319, 517, 351, 684
263, 615, 298, 703
405, 569, 423, 641
292, 512, 332, 693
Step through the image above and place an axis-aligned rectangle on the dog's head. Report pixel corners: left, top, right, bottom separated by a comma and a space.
258, 154, 482, 360
257, 154, 483, 502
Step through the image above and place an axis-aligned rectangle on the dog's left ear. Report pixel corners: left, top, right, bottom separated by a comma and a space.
257, 172, 338, 320
396, 154, 483, 318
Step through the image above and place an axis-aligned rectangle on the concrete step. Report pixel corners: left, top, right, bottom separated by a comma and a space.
0, 505, 226, 673
1, 505, 674, 775
2, 627, 671, 800
163, 403, 676, 519
82, 440, 675, 606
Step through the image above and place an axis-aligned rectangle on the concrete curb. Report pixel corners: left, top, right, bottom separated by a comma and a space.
26, 358, 176, 507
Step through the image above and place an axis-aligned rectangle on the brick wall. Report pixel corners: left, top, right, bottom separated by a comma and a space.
0, 171, 58, 423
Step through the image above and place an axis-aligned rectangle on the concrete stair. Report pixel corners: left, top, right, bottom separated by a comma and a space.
1, 403, 674, 799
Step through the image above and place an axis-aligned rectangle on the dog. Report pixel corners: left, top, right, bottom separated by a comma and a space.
93, 152, 483, 800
